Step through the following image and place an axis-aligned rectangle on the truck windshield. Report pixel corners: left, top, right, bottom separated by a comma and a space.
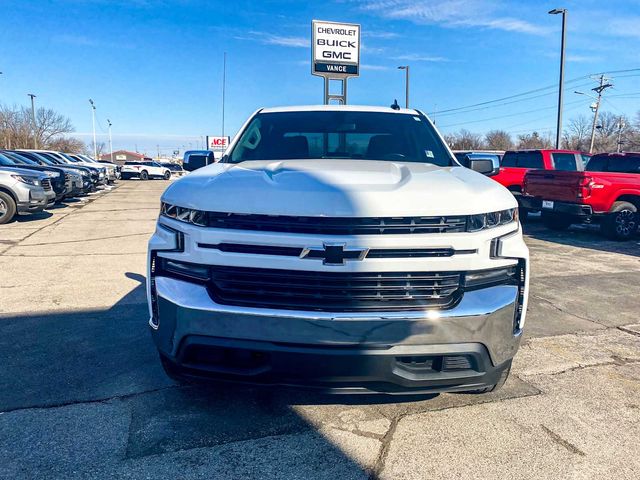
227, 111, 454, 166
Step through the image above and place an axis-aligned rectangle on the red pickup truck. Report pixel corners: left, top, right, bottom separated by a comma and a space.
522, 152, 640, 240
492, 149, 588, 219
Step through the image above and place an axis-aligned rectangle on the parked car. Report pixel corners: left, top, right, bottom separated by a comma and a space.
0, 167, 51, 224
17, 150, 97, 192
71, 154, 117, 183
522, 152, 640, 240
55, 152, 108, 186
121, 161, 171, 180
96, 159, 122, 179
9, 150, 85, 196
492, 149, 588, 219
148, 104, 529, 395
159, 161, 186, 177
0, 151, 68, 202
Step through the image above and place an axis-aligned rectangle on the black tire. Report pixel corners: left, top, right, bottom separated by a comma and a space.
518, 207, 530, 223
0, 191, 17, 225
541, 212, 572, 231
601, 201, 638, 241
467, 361, 512, 394
163, 170, 171, 180
139, 170, 149, 181
159, 354, 190, 384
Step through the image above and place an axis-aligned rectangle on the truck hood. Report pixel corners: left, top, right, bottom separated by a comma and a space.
162, 160, 516, 217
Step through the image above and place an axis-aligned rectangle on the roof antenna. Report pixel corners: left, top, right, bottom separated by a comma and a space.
390, 99, 400, 110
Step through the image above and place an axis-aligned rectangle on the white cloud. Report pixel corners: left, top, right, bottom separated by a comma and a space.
361, 44, 387, 54
362, 30, 400, 39
361, 64, 391, 71
396, 53, 448, 62
356, 0, 549, 35
606, 16, 640, 39
240, 31, 309, 48
567, 55, 601, 63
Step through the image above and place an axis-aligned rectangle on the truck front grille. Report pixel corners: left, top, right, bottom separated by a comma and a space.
205, 212, 467, 235
207, 266, 462, 312
41, 178, 52, 191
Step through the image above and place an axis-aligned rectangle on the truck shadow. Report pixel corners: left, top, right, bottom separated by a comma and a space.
522, 215, 640, 258
0, 272, 531, 478
0, 274, 399, 477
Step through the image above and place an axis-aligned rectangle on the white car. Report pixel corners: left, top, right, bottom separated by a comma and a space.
147, 104, 529, 394
121, 161, 171, 180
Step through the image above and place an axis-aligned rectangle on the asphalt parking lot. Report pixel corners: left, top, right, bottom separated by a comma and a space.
1, 180, 639, 480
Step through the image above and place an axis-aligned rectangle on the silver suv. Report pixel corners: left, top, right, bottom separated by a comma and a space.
0, 167, 51, 224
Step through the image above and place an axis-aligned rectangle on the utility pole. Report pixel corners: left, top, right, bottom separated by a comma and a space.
588, 75, 613, 154
616, 117, 626, 153
397, 65, 410, 108
107, 119, 114, 162
549, 8, 567, 149
89, 99, 97, 159
222, 52, 226, 139
28, 93, 37, 148
157, 144, 160, 159
0, 72, 9, 149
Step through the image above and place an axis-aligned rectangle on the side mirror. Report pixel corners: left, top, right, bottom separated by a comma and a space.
469, 158, 499, 177
183, 152, 214, 171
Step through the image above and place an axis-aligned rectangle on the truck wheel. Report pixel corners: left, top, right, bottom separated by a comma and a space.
0, 191, 17, 224
467, 361, 512, 394
163, 170, 171, 180
541, 212, 572, 231
602, 201, 638, 241
139, 170, 149, 181
159, 354, 190, 384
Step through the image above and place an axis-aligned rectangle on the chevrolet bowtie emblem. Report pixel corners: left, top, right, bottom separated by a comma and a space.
300, 242, 369, 266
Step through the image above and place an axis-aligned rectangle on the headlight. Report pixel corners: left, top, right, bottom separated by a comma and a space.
161, 202, 207, 227
467, 208, 518, 232
11, 174, 40, 186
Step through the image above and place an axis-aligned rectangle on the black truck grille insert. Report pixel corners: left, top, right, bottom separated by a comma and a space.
207, 266, 462, 312
41, 178, 52, 191
205, 212, 467, 235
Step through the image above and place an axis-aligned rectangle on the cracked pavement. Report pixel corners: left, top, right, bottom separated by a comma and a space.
1, 181, 639, 479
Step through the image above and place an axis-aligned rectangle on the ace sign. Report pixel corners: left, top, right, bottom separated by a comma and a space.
312, 20, 360, 78
206, 136, 230, 151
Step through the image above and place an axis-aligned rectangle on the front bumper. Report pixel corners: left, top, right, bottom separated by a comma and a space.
16, 187, 47, 214
151, 277, 523, 393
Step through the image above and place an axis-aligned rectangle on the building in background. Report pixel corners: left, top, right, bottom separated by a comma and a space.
99, 150, 149, 165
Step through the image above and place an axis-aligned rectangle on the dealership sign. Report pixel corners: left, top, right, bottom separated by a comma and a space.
206, 136, 230, 151
312, 20, 360, 78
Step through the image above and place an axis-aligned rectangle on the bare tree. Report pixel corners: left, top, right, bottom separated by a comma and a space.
0, 103, 75, 149
484, 130, 513, 150
446, 129, 485, 150
516, 131, 554, 149
48, 136, 86, 153
562, 115, 591, 151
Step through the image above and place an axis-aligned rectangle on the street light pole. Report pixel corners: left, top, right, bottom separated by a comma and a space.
616, 117, 626, 153
549, 8, 567, 149
222, 52, 226, 139
89, 99, 97, 159
28, 93, 37, 149
107, 119, 113, 162
397, 65, 409, 108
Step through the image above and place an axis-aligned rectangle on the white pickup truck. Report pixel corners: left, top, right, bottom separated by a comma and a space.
147, 105, 529, 394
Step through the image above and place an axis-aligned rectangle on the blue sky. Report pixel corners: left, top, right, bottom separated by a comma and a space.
1, 0, 639, 155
